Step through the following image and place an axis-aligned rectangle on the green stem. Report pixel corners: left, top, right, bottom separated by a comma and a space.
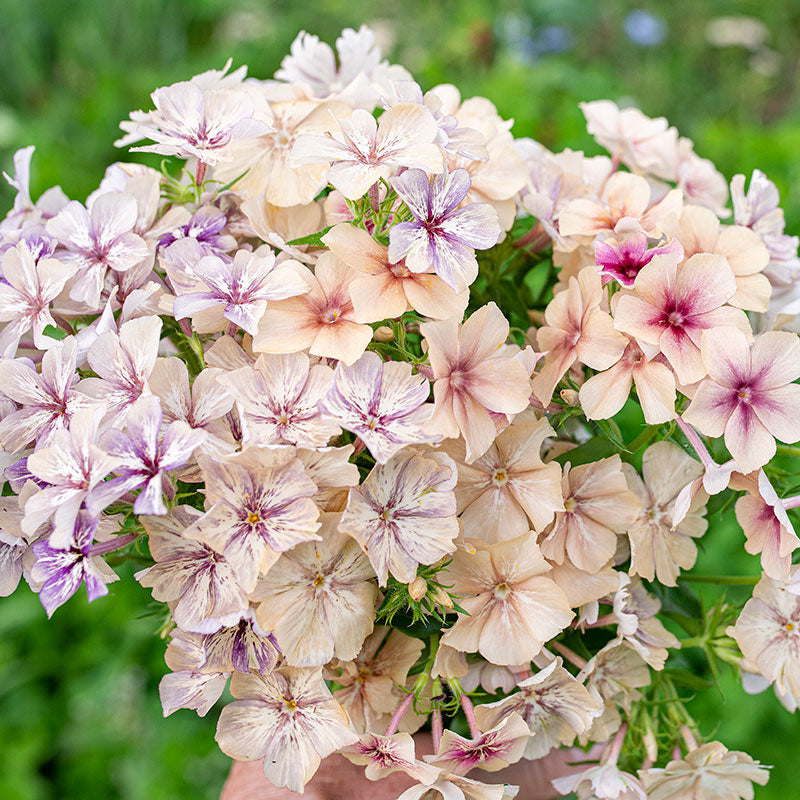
627, 426, 660, 453
776, 444, 800, 458
680, 574, 758, 586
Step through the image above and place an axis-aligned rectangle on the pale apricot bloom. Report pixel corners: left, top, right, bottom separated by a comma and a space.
532, 266, 627, 404
664, 204, 771, 312
540, 455, 641, 574
729, 572, 800, 698
421, 302, 532, 463
332, 626, 423, 733
443, 418, 564, 543
640, 741, 770, 800
579, 340, 676, 425
251, 512, 378, 667
252, 252, 373, 365
558, 171, 682, 241
321, 223, 468, 321
215, 667, 358, 793
622, 441, 707, 586
478, 657, 604, 759
441, 532, 574, 665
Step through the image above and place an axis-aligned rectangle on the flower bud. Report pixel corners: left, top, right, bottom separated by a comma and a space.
560, 388, 580, 407
373, 325, 394, 342
431, 585, 454, 609
408, 576, 428, 602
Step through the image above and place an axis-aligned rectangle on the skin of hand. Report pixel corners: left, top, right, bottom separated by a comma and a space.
220, 734, 600, 800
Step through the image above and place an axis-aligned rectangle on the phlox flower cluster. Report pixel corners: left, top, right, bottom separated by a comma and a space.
5, 23, 800, 799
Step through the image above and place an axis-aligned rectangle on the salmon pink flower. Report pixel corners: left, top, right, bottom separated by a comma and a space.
388, 168, 502, 292
683, 327, 800, 474
172, 248, 308, 336
188, 455, 320, 592
321, 222, 469, 321
253, 253, 373, 365
532, 266, 628, 405
251, 513, 378, 666
215, 667, 358, 793
441, 532, 573, 665
338, 448, 459, 585
291, 104, 442, 200
612, 253, 751, 385
319, 352, 437, 464
421, 302, 532, 463
227, 352, 339, 448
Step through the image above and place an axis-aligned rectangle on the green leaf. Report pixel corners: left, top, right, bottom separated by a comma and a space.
554, 436, 616, 467
663, 668, 713, 691
589, 418, 632, 453
286, 226, 333, 247
42, 324, 67, 341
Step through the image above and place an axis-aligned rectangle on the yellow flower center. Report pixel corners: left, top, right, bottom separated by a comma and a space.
494, 581, 512, 600
246, 512, 261, 524
564, 497, 578, 513
492, 468, 508, 486
786, 622, 795, 632
313, 573, 326, 588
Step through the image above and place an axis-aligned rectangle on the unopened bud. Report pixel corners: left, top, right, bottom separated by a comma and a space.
408, 576, 428, 602
643, 717, 659, 763
431, 585, 454, 609
560, 388, 580, 407
373, 325, 394, 342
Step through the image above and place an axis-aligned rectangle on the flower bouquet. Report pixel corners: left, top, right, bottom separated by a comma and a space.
2, 23, 799, 800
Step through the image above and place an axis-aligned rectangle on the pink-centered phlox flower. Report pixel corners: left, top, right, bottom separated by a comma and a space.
321, 222, 469, 321
478, 658, 604, 759
388, 168, 501, 292
188, 454, 320, 592
338, 448, 459, 586
421, 302, 532, 463
46, 192, 150, 308
135, 505, 249, 633
734, 470, 800, 580
78, 314, 163, 426
683, 327, 800, 474
22, 407, 119, 545
158, 205, 236, 254
291, 103, 442, 200
595, 231, 683, 288
532, 266, 628, 404
253, 253, 373, 365
92, 396, 206, 515
227, 351, 339, 448
425, 712, 530, 775
121, 80, 271, 165
441, 532, 574, 665
612, 253, 751, 385
215, 667, 358, 793
251, 512, 378, 666
319, 351, 436, 463
0, 241, 76, 356
172, 248, 308, 336
443, 418, 564, 543
342, 732, 440, 785
29, 510, 121, 618
579, 339, 676, 425
0, 337, 94, 452
729, 572, 800, 700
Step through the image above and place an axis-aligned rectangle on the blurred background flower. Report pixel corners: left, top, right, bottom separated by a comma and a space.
1, 1, 799, 798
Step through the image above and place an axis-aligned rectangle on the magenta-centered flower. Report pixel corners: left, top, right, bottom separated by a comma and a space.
595, 232, 683, 288
319, 351, 436, 464
388, 168, 501, 292
684, 327, 800, 474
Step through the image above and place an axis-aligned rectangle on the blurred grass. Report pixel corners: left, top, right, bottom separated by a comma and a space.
1, 1, 799, 798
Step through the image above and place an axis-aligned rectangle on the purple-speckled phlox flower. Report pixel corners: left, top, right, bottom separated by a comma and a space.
158, 205, 235, 253
22, 406, 119, 545
46, 192, 150, 308
122, 80, 272, 166
342, 732, 440, 784
79, 315, 162, 426
29, 510, 120, 618
0, 337, 94, 452
319, 350, 437, 463
0, 241, 77, 356
92, 395, 206, 515
595, 231, 683, 288
227, 351, 339, 448
388, 168, 502, 292
173, 248, 309, 336
290, 104, 443, 200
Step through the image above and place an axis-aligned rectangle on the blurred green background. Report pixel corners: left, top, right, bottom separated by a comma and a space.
1, 0, 799, 798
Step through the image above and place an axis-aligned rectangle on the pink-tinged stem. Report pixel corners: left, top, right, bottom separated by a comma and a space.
384, 692, 415, 737
783, 495, 800, 510
459, 694, 480, 739
680, 725, 698, 752
89, 532, 139, 557
513, 222, 545, 249
581, 613, 617, 629
550, 640, 588, 670
367, 182, 381, 215
676, 416, 714, 468
604, 721, 628, 765
195, 161, 207, 186
352, 437, 367, 455
178, 319, 194, 338
431, 708, 443, 752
